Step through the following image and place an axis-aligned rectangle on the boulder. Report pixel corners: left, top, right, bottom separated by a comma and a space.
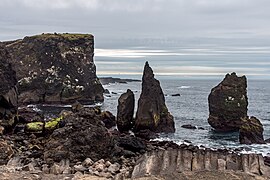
208, 72, 248, 131
100, 111, 116, 129
117, 89, 135, 132
44, 108, 115, 164
4, 33, 104, 105
134, 62, 175, 133
0, 45, 18, 130
239, 116, 265, 144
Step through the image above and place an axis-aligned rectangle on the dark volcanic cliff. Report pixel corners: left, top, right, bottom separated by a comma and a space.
4, 33, 104, 104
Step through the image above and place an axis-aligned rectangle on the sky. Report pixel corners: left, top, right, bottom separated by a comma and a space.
0, 0, 270, 79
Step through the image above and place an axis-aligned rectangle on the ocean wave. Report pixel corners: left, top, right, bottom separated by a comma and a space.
177, 86, 191, 89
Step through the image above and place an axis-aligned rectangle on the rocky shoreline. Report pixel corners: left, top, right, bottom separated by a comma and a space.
0, 33, 269, 180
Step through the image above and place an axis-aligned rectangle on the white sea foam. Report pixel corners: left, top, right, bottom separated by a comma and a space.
178, 86, 191, 89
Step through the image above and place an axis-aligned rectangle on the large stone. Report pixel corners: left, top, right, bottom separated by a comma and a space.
239, 116, 265, 144
117, 89, 135, 132
44, 108, 115, 164
0, 45, 18, 130
208, 72, 248, 131
4, 33, 104, 105
134, 62, 175, 133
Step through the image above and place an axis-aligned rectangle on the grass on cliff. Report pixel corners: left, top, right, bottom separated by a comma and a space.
30, 33, 93, 41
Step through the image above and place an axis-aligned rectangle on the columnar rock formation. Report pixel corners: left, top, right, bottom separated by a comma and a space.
132, 146, 270, 179
208, 72, 248, 131
4, 33, 104, 104
117, 89, 135, 132
239, 116, 265, 144
0, 45, 18, 130
134, 62, 175, 133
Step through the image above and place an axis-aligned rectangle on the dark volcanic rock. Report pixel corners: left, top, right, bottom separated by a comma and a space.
239, 116, 265, 144
0, 139, 14, 165
100, 111, 116, 129
116, 135, 146, 153
134, 62, 175, 133
44, 108, 115, 164
171, 93, 181, 97
265, 138, 270, 143
181, 124, 197, 129
117, 89, 135, 133
208, 72, 248, 132
0, 45, 18, 130
5, 33, 104, 105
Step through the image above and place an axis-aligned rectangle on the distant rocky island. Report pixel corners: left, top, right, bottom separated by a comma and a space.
0, 33, 269, 180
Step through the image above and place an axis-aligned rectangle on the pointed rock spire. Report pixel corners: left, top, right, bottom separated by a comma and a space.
134, 62, 175, 133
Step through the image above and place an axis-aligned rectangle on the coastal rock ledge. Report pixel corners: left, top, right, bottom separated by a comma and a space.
4, 33, 104, 105
134, 62, 175, 133
208, 72, 248, 132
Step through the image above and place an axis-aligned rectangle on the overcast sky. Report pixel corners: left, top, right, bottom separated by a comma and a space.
1, 0, 270, 78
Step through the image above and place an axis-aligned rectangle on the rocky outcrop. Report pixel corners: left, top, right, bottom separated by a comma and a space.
0, 45, 18, 131
208, 72, 248, 131
132, 144, 270, 179
134, 62, 175, 133
4, 33, 104, 105
117, 89, 135, 133
44, 108, 115, 164
239, 116, 265, 144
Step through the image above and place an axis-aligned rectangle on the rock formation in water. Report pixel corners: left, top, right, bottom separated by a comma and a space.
239, 116, 265, 144
4, 33, 104, 104
0, 45, 18, 131
134, 62, 175, 133
208, 72, 248, 131
117, 89, 135, 133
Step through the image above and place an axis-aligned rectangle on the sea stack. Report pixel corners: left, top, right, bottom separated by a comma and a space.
134, 62, 175, 133
0, 45, 18, 131
4, 33, 104, 104
208, 72, 248, 131
117, 89, 135, 133
239, 116, 265, 144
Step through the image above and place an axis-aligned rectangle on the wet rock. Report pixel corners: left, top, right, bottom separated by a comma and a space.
0, 45, 18, 131
265, 138, 270, 143
17, 107, 43, 123
171, 93, 181, 97
134, 129, 158, 140
117, 135, 146, 153
5, 33, 104, 105
208, 72, 248, 132
0, 140, 14, 165
181, 124, 197, 129
71, 101, 83, 112
44, 108, 115, 164
239, 116, 265, 144
104, 89, 110, 94
100, 111, 116, 129
134, 62, 175, 133
117, 89, 135, 132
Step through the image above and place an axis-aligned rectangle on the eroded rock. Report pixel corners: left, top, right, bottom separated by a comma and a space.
0, 45, 18, 131
239, 116, 265, 144
117, 89, 135, 132
134, 62, 175, 133
5, 33, 104, 105
208, 72, 248, 131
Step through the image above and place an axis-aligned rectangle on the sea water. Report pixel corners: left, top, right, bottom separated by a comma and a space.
102, 78, 270, 155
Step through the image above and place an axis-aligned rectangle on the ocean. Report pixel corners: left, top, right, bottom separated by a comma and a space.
102, 78, 270, 155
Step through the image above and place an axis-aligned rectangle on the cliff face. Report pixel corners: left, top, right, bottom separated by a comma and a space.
0, 45, 18, 129
4, 33, 104, 104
